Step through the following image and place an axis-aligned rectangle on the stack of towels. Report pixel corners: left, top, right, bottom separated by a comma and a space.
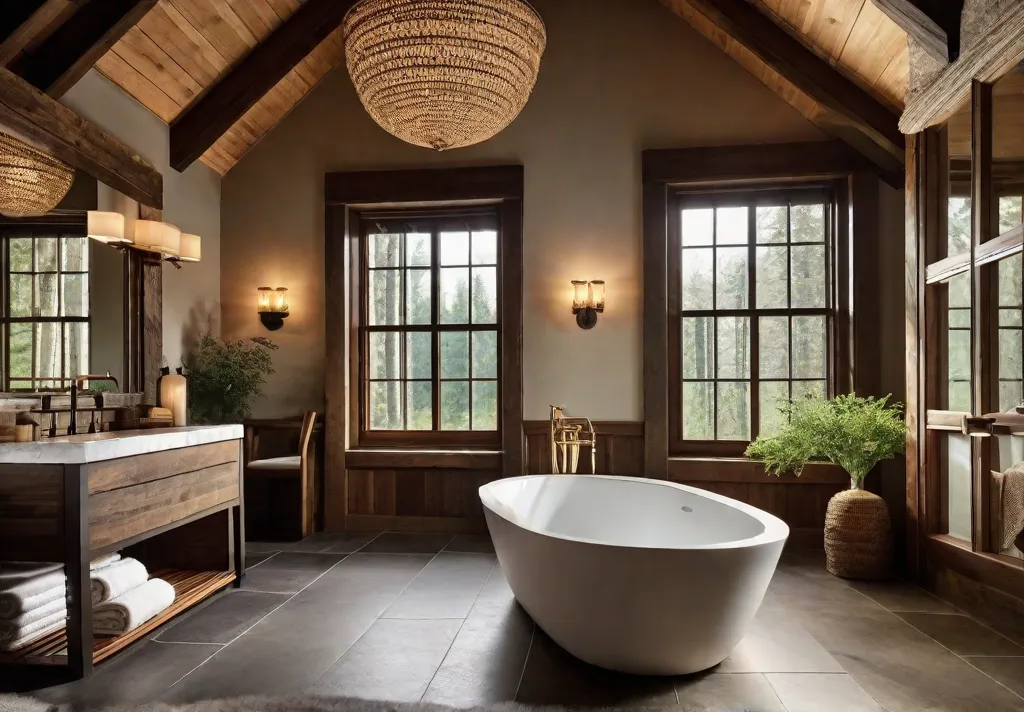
0, 552, 120, 652
91, 557, 175, 636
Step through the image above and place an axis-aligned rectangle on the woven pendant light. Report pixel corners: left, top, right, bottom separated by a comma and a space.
344, 0, 547, 150
0, 133, 74, 218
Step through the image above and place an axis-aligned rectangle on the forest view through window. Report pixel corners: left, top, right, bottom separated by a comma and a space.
1, 229, 89, 391
671, 187, 834, 451
360, 210, 499, 440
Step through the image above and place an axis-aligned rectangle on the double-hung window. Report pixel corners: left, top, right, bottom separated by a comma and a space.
357, 208, 501, 446
668, 186, 837, 455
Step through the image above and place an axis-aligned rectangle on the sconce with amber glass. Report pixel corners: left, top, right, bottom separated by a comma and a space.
571, 280, 605, 330
258, 287, 289, 331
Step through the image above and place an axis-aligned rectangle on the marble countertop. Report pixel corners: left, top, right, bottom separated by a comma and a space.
0, 425, 244, 465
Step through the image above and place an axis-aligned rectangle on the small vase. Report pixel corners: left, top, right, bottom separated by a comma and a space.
823, 477, 893, 579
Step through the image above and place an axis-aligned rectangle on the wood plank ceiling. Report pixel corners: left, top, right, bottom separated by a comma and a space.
95, 0, 343, 175
84, 0, 910, 176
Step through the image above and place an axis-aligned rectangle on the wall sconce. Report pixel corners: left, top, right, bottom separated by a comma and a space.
961, 415, 996, 438
258, 287, 289, 330
571, 280, 605, 330
86, 211, 130, 244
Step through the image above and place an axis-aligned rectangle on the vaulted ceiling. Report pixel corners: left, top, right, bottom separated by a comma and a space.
2, 0, 915, 178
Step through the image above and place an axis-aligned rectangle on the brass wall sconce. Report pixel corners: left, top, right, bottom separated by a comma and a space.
571, 280, 605, 329
258, 287, 289, 331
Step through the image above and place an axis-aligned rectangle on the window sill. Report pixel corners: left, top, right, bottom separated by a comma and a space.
345, 448, 502, 470
667, 457, 849, 485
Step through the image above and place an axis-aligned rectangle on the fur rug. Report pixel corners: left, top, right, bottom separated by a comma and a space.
0, 695, 712, 712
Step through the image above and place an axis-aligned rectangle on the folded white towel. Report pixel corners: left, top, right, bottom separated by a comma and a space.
93, 578, 175, 636
0, 608, 65, 651
0, 596, 65, 634
90, 553, 122, 571
0, 566, 66, 619
90, 558, 149, 606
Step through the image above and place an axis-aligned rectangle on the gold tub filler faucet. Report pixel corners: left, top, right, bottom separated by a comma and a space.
550, 405, 597, 474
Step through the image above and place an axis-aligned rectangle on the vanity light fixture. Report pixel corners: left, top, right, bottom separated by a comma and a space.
571, 280, 605, 330
257, 287, 289, 331
86, 211, 129, 244
166, 233, 201, 268
135, 220, 180, 258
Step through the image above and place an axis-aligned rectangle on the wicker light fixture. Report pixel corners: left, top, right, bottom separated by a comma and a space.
0, 133, 74, 217
344, 0, 547, 150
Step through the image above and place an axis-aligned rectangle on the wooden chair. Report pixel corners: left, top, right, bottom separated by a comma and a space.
244, 410, 317, 540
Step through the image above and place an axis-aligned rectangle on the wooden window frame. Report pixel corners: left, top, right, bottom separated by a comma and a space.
324, 166, 525, 530
667, 185, 840, 457
0, 214, 90, 392
355, 207, 502, 447
642, 142, 883, 477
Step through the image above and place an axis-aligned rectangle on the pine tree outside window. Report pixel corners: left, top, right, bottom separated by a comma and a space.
668, 186, 836, 456
358, 208, 500, 446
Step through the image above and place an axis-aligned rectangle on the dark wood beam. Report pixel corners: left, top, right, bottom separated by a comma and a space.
0, 65, 162, 208
871, 0, 950, 63
0, 1, 82, 66
170, 0, 357, 173
10, 0, 158, 98
665, 0, 904, 178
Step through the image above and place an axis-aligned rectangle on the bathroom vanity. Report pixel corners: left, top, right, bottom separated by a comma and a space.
0, 426, 245, 677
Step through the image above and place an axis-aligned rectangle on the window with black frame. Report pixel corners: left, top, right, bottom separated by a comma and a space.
668, 186, 836, 454
0, 223, 90, 391
358, 208, 500, 445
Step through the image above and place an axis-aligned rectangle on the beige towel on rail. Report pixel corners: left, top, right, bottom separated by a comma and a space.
93, 578, 175, 636
90, 558, 149, 606
995, 463, 1024, 552
0, 608, 66, 651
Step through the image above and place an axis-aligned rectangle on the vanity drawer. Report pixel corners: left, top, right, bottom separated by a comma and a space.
86, 440, 239, 494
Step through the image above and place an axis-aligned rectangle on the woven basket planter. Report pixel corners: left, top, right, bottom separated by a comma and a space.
824, 487, 892, 580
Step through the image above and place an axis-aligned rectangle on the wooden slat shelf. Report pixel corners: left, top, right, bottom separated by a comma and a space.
0, 569, 234, 666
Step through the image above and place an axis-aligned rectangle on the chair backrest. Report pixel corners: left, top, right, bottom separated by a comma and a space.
298, 410, 317, 461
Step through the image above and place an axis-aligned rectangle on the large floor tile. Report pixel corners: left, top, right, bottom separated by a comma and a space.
280, 532, 381, 554
245, 551, 277, 568
35, 641, 221, 709
715, 605, 843, 673
847, 580, 958, 613
796, 605, 1024, 711
767, 673, 884, 712
675, 673, 786, 712
296, 553, 433, 616
155, 590, 290, 644
770, 566, 882, 612
896, 613, 1024, 656
241, 552, 347, 594
966, 656, 1024, 699
422, 568, 534, 706
313, 618, 463, 701
514, 629, 677, 707
444, 534, 496, 554
359, 532, 454, 554
383, 552, 496, 619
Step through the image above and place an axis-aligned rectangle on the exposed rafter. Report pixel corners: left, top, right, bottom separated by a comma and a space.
0, 1, 83, 66
169, 0, 358, 173
871, 0, 952, 63
9, 0, 158, 98
0, 65, 162, 207
660, 0, 905, 180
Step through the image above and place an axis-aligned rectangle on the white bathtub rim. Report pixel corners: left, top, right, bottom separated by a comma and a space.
480, 473, 790, 551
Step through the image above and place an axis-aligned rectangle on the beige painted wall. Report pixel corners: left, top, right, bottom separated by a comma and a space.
220, 0, 834, 420
62, 70, 222, 371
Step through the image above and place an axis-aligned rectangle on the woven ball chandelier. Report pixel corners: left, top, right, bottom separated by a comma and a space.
343, 0, 547, 151
0, 133, 74, 218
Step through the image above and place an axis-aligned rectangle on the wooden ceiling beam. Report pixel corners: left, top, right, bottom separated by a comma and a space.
871, 0, 955, 63
0, 1, 82, 67
0, 66, 162, 208
10, 0, 158, 98
661, 0, 904, 180
169, 0, 358, 173
900, 2, 1024, 134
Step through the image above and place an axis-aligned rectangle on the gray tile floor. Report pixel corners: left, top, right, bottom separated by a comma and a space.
4, 533, 1024, 712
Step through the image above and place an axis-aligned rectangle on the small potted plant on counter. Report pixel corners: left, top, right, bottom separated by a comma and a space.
183, 335, 277, 425
746, 394, 906, 580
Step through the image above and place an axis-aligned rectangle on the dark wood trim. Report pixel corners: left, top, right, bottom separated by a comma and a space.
0, 1, 77, 67
970, 80, 995, 554
667, 0, 904, 179
141, 252, 162, 405
643, 141, 891, 186
62, 463, 91, 678
169, 0, 357, 172
501, 198, 524, 478
850, 174, 880, 397
642, 182, 668, 479
345, 449, 502, 470
9, 0, 157, 97
326, 166, 525, 205
324, 203, 348, 532
871, 0, 951, 63
345, 513, 485, 535
666, 458, 849, 485
0, 66, 163, 208
926, 534, 1024, 603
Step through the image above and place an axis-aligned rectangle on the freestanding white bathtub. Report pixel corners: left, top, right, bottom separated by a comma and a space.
479, 474, 788, 675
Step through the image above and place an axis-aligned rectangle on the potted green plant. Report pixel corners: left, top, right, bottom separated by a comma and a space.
183, 335, 278, 425
746, 393, 906, 579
